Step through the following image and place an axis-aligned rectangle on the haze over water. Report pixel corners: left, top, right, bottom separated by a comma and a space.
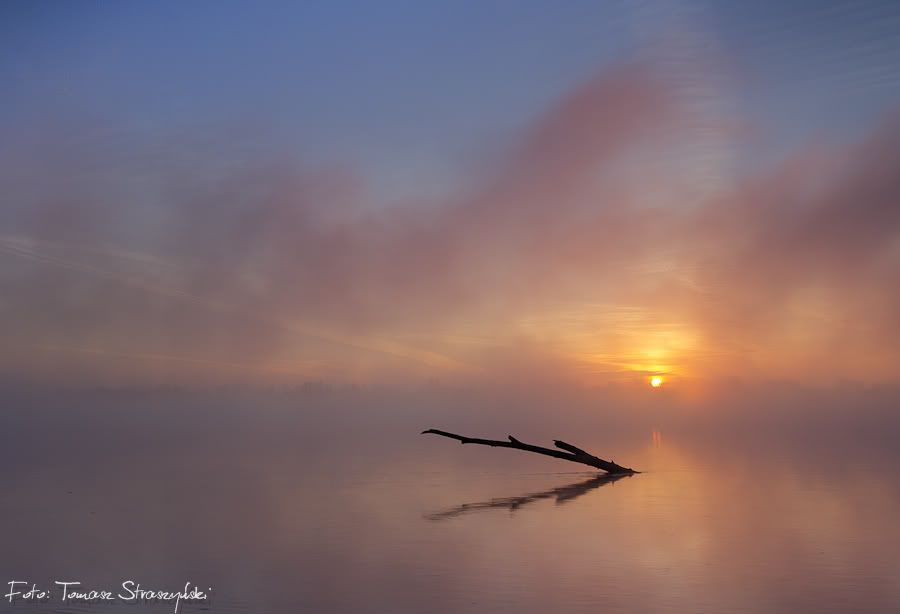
2, 385, 900, 613
3, 1, 900, 612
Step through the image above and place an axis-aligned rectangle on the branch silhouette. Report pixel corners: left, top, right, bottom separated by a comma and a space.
421, 429, 638, 474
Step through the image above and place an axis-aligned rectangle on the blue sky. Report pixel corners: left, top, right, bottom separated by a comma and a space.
3, 1, 897, 201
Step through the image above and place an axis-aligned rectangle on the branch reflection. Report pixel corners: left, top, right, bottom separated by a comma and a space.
426, 472, 631, 521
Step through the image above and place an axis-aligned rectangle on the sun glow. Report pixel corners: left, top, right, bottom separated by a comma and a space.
649, 376, 664, 388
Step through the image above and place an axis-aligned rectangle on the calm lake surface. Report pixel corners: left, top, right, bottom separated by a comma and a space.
2, 387, 899, 613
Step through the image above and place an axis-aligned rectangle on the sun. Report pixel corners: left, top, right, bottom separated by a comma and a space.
649, 376, 664, 388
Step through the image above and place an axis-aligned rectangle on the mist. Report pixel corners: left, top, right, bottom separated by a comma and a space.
2, 58, 898, 389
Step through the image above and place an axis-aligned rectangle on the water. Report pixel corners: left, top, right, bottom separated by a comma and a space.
2, 388, 899, 613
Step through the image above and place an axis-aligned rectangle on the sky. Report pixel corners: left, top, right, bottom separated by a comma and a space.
1, 0, 899, 387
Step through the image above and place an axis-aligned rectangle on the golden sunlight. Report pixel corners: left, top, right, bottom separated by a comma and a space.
649, 375, 664, 388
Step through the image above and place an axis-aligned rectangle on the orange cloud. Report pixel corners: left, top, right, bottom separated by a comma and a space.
1, 62, 898, 386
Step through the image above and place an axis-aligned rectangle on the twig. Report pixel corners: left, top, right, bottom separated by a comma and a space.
421, 428, 638, 474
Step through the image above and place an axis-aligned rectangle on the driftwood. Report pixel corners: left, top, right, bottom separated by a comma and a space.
421, 429, 638, 474
426, 472, 631, 521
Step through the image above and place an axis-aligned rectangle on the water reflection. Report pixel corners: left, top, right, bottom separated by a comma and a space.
425, 472, 632, 521
3, 390, 900, 613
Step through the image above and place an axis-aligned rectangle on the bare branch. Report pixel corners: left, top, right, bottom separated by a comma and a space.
421, 428, 638, 474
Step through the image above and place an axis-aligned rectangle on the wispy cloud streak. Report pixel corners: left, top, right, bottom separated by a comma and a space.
1, 60, 898, 385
